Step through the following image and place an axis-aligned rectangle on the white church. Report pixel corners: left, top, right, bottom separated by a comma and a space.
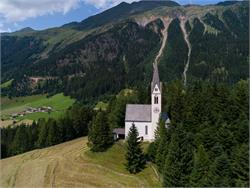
124, 64, 170, 141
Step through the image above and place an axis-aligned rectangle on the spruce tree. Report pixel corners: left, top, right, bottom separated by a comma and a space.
206, 153, 232, 187
163, 129, 194, 187
47, 118, 60, 146
125, 123, 145, 173
163, 133, 182, 187
231, 144, 249, 187
10, 124, 29, 155
190, 145, 210, 187
88, 111, 113, 152
155, 120, 168, 172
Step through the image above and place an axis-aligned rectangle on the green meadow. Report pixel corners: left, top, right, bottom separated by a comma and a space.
1, 93, 75, 123
0, 79, 13, 89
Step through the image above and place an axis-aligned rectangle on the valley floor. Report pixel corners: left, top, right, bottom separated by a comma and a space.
0, 137, 160, 187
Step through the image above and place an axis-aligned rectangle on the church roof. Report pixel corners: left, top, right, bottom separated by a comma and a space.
125, 104, 151, 122
151, 64, 160, 93
113, 128, 125, 135
161, 112, 170, 122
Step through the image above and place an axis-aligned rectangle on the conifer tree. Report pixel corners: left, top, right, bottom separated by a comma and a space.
88, 111, 113, 152
36, 119, 48, 148
155, 120, 168, 171
163, 129, 194, 187
10, 124, 29, 155
163, 133, 182, 187
231, 144, 249, 187
125, 123, 145, 173
206, 153, 232, 187
47, 118, 60, 146
190, 145, 210, 187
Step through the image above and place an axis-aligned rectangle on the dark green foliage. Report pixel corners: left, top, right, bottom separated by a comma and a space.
159, 18, 188, 82
162, 128, 194, 187
206, 153, 232, 187
155, 120, 169, 171
125, 123, 146, 173
3, 20, 161, 99
46, 118, 61, 146
1, 36, 45, 82
1, 104, 93, 158
190, 145, 210, 186
189, 10, 248, 84
146, 142, 157, 162
108, 90, 139, 129
36, 119, 48, 148
231, 144, 249, 187
1, 3, 248, 100
10, 124, 30, 155
88, 111, 113, 152
162, 133, 181, 186
67, 104, 93, 137
156, 80, 249, 187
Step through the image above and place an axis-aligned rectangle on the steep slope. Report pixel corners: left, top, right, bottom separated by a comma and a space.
0, 137, 160, 187
63, 0, 180, 30
1, 1, 249, 100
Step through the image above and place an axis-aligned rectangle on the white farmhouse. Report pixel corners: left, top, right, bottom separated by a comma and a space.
125, 64, 170, 141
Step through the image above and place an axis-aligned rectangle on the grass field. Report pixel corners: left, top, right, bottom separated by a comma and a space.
0, 79, 13, 89
1, 93, 75, 126
0, 137, 160, 187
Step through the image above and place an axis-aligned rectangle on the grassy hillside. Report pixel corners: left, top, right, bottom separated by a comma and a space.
1, 93, 75, 126
0, 137, 160, 187
0, 79, 13, 89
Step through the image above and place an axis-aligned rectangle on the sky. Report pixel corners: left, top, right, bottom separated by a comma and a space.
0, 0, 236, 32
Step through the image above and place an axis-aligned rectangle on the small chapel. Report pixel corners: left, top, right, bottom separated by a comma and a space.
124, 64, 170, 141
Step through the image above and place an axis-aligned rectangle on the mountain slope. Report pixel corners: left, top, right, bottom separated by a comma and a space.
2, 1, 248, 100
0, 137, 159, 187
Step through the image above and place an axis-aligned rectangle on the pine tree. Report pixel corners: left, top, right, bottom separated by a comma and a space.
47, 118, 60, 146
36, 119, 48, 148
88, 111, 113, 152
231, 144, 249, 187
190, 145, 210, 187
10, 124, 29, 155
155, 120, 168, 172
163, 133, 182, 187
125, 123, 145, 173
206, 153, 232, 187
163, 128, 194, 187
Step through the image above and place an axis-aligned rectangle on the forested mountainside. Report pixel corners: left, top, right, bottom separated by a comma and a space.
1, 1, 249, 102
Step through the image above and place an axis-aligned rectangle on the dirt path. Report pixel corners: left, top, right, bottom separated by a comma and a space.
180, 16, 192, 86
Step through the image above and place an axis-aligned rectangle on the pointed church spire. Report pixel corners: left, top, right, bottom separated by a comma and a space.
151, 63, 160, 93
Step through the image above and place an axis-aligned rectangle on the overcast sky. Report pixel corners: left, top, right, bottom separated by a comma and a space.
0, 0, 238, 32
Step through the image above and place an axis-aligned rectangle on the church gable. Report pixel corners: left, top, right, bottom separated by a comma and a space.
152, 84, 161, 94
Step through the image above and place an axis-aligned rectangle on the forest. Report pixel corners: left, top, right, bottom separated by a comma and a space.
1, 79, 249, 187
149, 79, 249, 187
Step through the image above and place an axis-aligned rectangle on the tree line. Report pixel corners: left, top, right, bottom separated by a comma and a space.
1, 79, 248, 187
1, 104, 93, 158
147, 80, 249, 187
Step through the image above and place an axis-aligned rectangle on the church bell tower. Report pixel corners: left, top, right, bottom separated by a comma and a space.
151, 64, 161, 139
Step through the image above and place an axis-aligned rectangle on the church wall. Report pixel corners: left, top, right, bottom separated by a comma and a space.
125, 121, 154, 141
